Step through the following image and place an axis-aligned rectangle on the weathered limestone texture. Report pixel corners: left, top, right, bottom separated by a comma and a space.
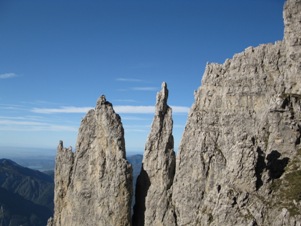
172, 0, 301, 225
132, 82, 176, 226
50, 96, 132, 226
50, 1, 301, 225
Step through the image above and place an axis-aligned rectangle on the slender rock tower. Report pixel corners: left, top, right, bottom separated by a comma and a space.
49, 1, 301, 225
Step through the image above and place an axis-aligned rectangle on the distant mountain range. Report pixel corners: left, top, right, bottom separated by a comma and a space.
0, 159, 54, 226
127, 154, 143, 183
0, 154, 143, 226
0, 187, 52, 226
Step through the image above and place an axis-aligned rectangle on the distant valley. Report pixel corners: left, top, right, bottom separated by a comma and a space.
0, 150, 143, 226
0, 159, 54, 226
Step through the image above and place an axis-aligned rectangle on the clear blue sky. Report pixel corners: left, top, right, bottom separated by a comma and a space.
0, 0, 285, 155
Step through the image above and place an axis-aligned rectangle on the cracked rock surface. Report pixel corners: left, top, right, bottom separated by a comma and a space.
49, 1, 301, 225
49, 96, 132, 226
172, 0, 301, 225
133, 82, 176, 226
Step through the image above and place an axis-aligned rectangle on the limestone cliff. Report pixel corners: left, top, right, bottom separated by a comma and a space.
172, 0, 301, 225
49, 96, 132, 226
49, 0, 301, 225
132, 82, 176, 226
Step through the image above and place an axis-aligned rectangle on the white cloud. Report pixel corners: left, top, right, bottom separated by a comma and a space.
132, 87, 158, 91
0, 73, 17, 79
116, 78, 143, 82
117, 105, 189, 114
32, 106, 92, 114
0, 119, 43, 126
0, 119, 77, 132
0, 115, 45, 123
0, 104, 27, 111
31, 105, 189, 114
170, 106, 190, 113
31, 105, 154, 114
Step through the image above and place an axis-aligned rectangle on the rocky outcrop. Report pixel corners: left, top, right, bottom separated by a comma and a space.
132, 82, 176, 226
172, 0, 301, 225
50, 1, 301, 225
50, 96, 132, 226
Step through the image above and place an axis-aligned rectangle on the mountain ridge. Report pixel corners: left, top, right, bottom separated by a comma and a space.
0, 158, 54, 226
49, 0, 301, 225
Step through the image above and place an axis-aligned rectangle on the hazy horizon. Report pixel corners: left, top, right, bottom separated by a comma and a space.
0, 145, 144, 159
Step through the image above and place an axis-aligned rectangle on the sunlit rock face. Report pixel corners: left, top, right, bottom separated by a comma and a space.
49, 1, 301, 225
133, 82, 176, 226
172, 0, 301, 225
50, 96, 132, 226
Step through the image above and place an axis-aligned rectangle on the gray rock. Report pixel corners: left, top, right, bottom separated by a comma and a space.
172, 0, 301, 225
133, 82, 176, 226
50, 1, 301, 225
50, 96, 132, 226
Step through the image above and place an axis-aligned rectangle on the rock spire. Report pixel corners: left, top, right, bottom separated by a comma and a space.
132, 82, 176, 226
49, 96, 132, 226
49, 1, 301, 225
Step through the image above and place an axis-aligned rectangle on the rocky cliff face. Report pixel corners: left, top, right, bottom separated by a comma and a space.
50, 0, 301, 225
132, 82, 176, 226
172, 0, 301, 225
49, 96, 132, 226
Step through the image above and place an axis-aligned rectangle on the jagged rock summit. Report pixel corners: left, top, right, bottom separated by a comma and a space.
133, 82, 176, 226
172, 0, 301, 225
48, 95, 132, 226
50, 0, 301, 225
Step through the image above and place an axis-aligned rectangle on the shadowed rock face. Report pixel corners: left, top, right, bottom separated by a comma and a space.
132, 82, 176, 226
49, 96, 132, 226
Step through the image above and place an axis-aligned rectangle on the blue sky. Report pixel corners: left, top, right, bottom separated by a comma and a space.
0, 0, 285, 155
